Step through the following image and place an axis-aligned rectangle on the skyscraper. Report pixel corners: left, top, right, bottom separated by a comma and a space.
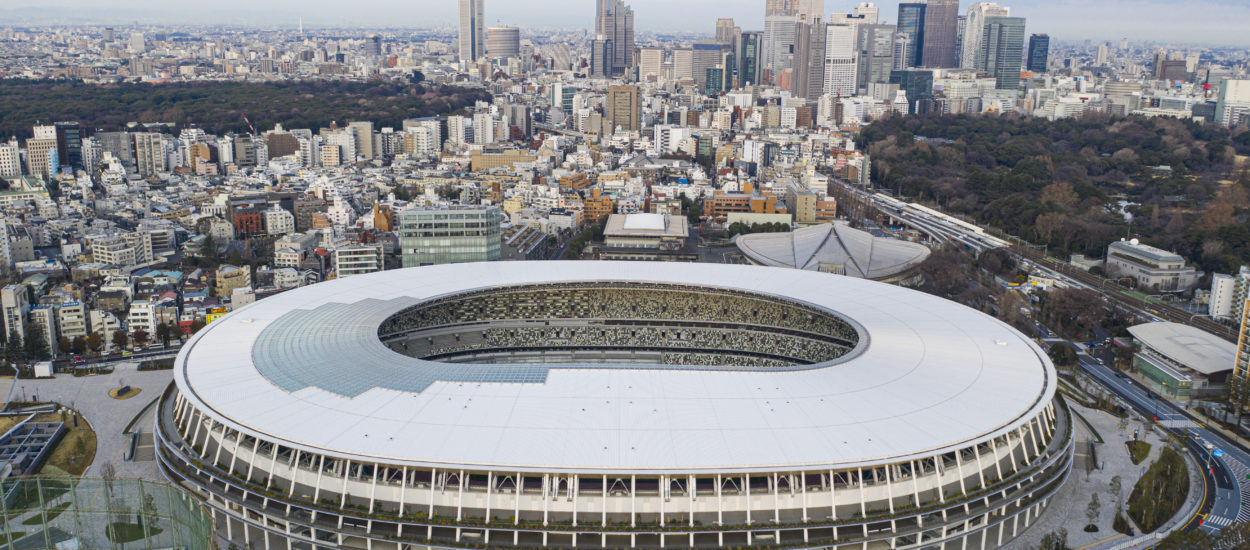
823, 24, 857, 97
896, 3, 926, 69
856, 24, 896, 94
791, 17, 826, 101
739, 32, 762, 87
980, 16, 1026, 90
763, 11, 799, 81
606, 85, 641, 132
962, 2, 1009, 70
487, 26, 521, 59
692, 40, 727, 90
852, 2, 879, 24
458, 0, 485, 62
921, 0, 960, 68
590, 37, 613, 78
1027, 34, 1050, 73
716, 18, 737, 44
596, 0, 635, 76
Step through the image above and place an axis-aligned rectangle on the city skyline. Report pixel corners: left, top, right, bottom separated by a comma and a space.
2, 0, 1250, 46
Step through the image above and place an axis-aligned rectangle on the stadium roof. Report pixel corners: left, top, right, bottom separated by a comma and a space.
1127, 322, 1235, 375
735, 223, 931, 279
176, 262, 1054, 474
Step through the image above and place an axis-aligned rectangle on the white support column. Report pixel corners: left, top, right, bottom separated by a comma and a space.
989, 436, 1005, 482
543, 473, 550, 526
286, 450, 301, 497
398, 466, 408, 539
716, 474, 723, 527
884, 466, 895, 514
368, 464, 379, 513
601, 474, 607, 527
772, 472, 780, 525
312, 455, 326, 503
829, 470, 837, 520
688, 475, 695, 528
191, 414, 209, 456
211, 425, 231, 466
456, 470, 466, 522
265, 443, 279, 490
630, 475, 637, 528
486, 471, 493, 524
199, 418, 216, 458
244, 437, 260, 480
801, 471, 808, 522
572, 474, 579, 527
429, 468, 438, 520
745, 475, 752, 526
517, 472, 524, 526
659, 475, 666, 527
339, 460, 353, 509
910, 461, 921, 523
226, 429, 245, 475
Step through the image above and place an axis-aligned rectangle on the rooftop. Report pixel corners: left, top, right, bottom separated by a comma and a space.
735, 223, 932, 280
177, 262, 1054, 474
1128, 322, 1235, 375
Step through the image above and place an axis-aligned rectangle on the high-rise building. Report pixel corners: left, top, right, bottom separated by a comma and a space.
1096, 43, 1109, 66
692, 40, 725, 90
1027, 34, 1050, 73
457, 0, 485, 62
596, 0, 635, 76
896, 3, 926, 69
398, 206, 502, 267
486, 26, 520, 59
53, 121, 83, 171
856, 24, 896, 94
791, 17, 827, 101
590, 36, 613, 78
738, 32, 762, 87
921, 0, 959, 68
962, 2, 1009, 69
128, 32, 145, 54
672, 48, 694, 81
24, 136, 58, 182
606, 86, 641, 132
133, 133, 166, 176
762, 12, 799, 81
715, 18, 737, 44
890, 68, 934, 113
366, 35, 382, 57
1216, 79, 1250, 127
348, 121, 375, 160
852, 2, 879, 24
639, 48, 663, 77
823, 24, 857, 97
980, 16, 1026, 90
0, 139, 20, 178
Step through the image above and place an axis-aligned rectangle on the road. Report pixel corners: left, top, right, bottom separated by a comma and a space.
1034, 322, 1248, 533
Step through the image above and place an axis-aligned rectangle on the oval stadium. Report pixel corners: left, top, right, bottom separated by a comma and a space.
155, 261, 1072, 550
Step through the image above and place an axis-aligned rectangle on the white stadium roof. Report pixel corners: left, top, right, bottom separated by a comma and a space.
176, 262, 1054, 474
1127, 322, 1235, 375
735, 223, 931, 279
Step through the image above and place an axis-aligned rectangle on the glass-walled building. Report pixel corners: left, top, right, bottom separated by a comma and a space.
398, 206, 502, 267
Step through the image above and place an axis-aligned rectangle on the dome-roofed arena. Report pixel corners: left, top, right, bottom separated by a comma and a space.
156, 262, 1072, 550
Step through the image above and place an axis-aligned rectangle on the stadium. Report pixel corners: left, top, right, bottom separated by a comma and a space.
155, 262, 1072, 550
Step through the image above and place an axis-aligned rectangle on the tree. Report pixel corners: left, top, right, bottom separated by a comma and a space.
23, 321, 50, 362
1037, 528, 1070, 550
112, 329, 129, 351
71, 336, 87, 355
86, 332, 103, 356
156, 322, 172, 346
1086, 492, 1101, 531
189, 319, 207, 335
4, 328, 23, 365
58, 336, 72, 355
133, 329, 149, 347
1047, 343, 1079, 368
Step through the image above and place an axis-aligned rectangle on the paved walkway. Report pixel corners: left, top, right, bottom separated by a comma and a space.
16, 364, 173, 480
1003, 402, 1174, 550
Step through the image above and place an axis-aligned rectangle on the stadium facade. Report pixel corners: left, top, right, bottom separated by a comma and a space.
156, 262, 1071, 550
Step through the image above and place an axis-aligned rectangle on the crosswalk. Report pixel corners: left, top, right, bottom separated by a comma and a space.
1222, 456, 1250, 522
1206, 514, 1235, 527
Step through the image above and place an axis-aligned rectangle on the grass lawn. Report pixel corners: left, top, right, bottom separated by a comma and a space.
1, 531, 25, 543
1126, 440, 1152, 465
108, 387, 143, 400
0, 414, 25, 435
34, 412, 96, 476
22, 501, 70, 525
106, 522, 163, 543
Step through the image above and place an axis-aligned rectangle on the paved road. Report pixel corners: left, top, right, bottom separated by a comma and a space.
1063, 342, 1245, 533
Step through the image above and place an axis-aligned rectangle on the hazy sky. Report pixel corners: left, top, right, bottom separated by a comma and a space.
5, 0, 1249, 46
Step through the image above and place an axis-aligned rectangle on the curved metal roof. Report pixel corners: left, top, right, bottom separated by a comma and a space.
1127, 322, 1235, 375
175, 262, 1054, 474
735, 223, 931, 279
